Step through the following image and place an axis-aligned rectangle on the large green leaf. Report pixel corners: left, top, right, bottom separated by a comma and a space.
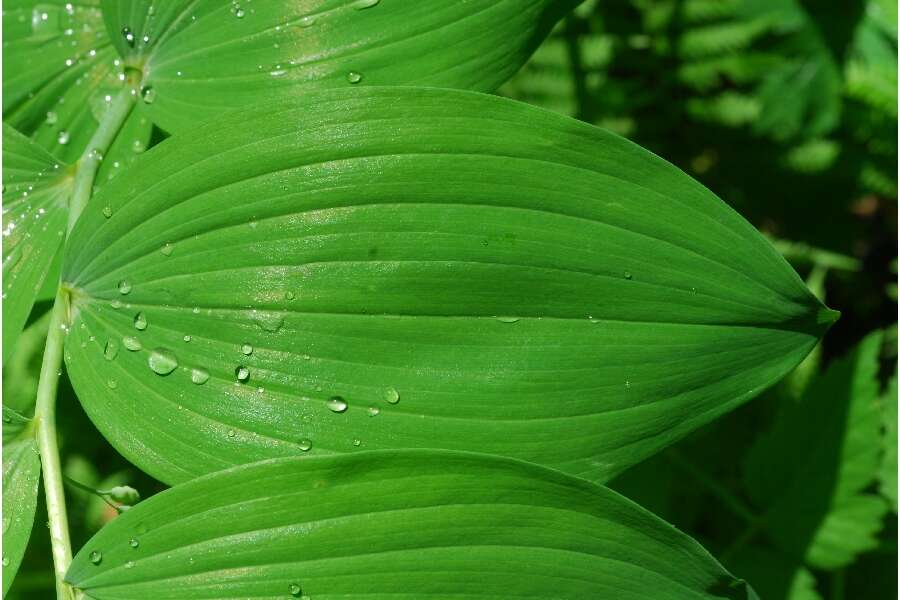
2, 407, 41, 595
101, 0, 574, 135
743, 330, 888, 569
61, 87, 833, 485
2, 123, 71, 363
66, 450, 757, 599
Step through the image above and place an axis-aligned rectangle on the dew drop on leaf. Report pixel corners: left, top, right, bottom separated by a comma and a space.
123, 336, 142, 352
624, 271, 633, 280
121, 26, 135, 46
124, 560, 135, 569
190, 367, 210, 385
118, 280, 132, 294
57, 130, 70, 145
183, 334, 192, 342
129, 538, 139, 549
354, 0, 380, 7
102, 206, 113, 218
233, 6, 245, 18
384, 387, 400, 404
299, 15, 316, 27
235, 365, 250, 382
133, 312, 148, 330
298, 439, 311, 452
148, 348, 178, 375
352, 439, 361, 447
89, 551, 102, 565
107, 379, 118, 389
241, 343, 253, 356
327, 396, 348, 413
103, 340, 119, 361
227, 429, 236, 438
141, 86, 156, 104
289, 583, 303, 596
251, 311, 284, 332
1, 556, 8, 567
367, 406, 380, 417
160, 242, 173, 256
346, 71, 363, 84
46, 111, 58, 124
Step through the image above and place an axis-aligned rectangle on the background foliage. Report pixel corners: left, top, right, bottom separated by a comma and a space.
3, 0, 897, 598
501, 0, 897, 598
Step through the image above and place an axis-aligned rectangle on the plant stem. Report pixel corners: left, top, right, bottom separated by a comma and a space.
34, 82, 137, 600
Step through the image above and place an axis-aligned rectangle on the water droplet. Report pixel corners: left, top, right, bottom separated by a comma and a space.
132, 139, 145, 153
384, 387, 400, 404
183, 335, 192, 342
299, 15, 316, 27
124, 560, 135, 569
57, 130, 70, 145
623, 271, 633, 280
160, 242, 173, 256
102, 206, 113, 218
235, 366, 250, 382
123, 336, 142, 351
367, 406, 380, 417
352, 438, 361, 447
89, 551, 102, 565
497, 316, 520, 323
118, 280, 132, 294
190, 367, 210, 385
107, 379, 118, 389
298, 439, 312, 452
148, 348, 178, 375
46, 111, 58, 124
251, 311, 284, 332
346, 71, 363, 84
122, 26, 135, 46
1, 556, 8, 567
88, 148, 104, 162
354, 0, 380, 8
227, 429, 236, 438
141, 86, 156, 104
233, 6, 245, 18
104, 340, 119, 361
129, 538, 140, 549
133, 312, 147, 330
327, 396, 348, 413
241, 343, 253, 356
285, 291, 296, 300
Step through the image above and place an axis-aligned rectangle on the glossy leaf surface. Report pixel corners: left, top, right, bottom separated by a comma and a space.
2, 123, 71, 363
67, 450, 756, 599
2, 407, 41, 595
61, 87, 833, 485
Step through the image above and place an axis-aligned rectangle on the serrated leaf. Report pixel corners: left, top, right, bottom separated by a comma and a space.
2, 123, 72, 363
66, 450, 757, 599
743, 330, 889, 569
61, 87, 833, 485
879, 370, 897, 511
2, 408, 41, 595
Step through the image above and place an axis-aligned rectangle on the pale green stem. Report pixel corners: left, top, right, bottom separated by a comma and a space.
768, 236, 862, 272
35, 82, 137, 600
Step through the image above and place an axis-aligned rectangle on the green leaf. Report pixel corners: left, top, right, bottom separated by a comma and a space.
61, 87, 833, 485
66, 450, 757, 599
2, 407, 41, 596
879, 369, 897, 511
101, 0, 574, 135
743, 330, 889, 569
2, 123, 72, 363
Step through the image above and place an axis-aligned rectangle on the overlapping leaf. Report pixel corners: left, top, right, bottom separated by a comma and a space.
61, 87, 832, 485
2, 124, 71, 362
2, 407, 41, 595
743, 330, 889, 569
66, 450, 757, 599
879, 370, 897, 511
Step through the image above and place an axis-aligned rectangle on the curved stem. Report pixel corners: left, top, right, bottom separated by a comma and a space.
35, 82, 138, 600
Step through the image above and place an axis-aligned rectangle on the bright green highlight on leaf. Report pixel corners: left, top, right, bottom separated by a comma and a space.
60, 86, 834, 485
66, 450, 757, 599
2, 406, 41, 595
2, 124, 72, 364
